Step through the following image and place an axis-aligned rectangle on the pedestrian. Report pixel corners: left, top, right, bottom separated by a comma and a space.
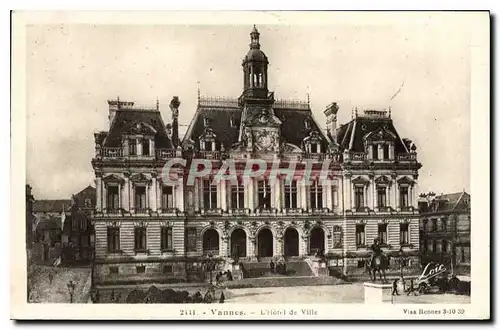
407, 279, 417, 296
110, 289, 115, 302
270, 259, 275, 273
219, 291, 225, 303
226, 270, 233, 281
48, 271, 54, 285
392, 279, 399, 296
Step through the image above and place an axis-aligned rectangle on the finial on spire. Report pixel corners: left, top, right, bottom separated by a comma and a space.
156, 97, 159, 111
351, 107, 354, 119
355, 106, 358, 117
197, 81, 201, 103
307, 93, 310, 107
117, 96, 121, 109
250, 24, 261, 49
388, 106, 392, 118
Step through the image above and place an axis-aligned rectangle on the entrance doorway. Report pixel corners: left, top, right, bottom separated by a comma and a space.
284, 227, 299, 257
230, 228, 247, 258
257, 228, 274, 258
309, 227, 325, 255
202, 228, 219, 256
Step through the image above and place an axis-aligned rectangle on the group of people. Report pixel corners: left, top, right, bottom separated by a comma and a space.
214, 270, 233, 286
269, 259, 287, 275
391, 278, 419, 296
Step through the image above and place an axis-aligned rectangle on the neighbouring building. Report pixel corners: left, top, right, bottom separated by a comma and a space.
91, 26, 422, 287
62, 185, 96, 264
32, 199, 71, 265
418, 191, 471, 275
26, 184, 35, 249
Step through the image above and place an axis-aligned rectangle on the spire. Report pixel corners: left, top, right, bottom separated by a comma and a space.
197, 81, 201, 104
250, 24, 260, 49
156, 97, 159, 111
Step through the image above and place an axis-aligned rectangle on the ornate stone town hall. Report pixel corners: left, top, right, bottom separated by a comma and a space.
91, 26, 422, 286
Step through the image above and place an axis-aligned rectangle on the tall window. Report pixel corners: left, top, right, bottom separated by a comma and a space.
400, 186, 409, 208
423, 219, 428, 233
332, 187, 338, 209
161, 227, 173, 251
460, 248, 466, 263
372, 145, 378, 160
333, 226, 342, 248
310, 180, 323, 210
400, 223, 409, 244
134, 227, 147, 251
310, 143, 318, 153
204, 141, 213, 151
284, 181, 298, 209
161, 186, 174, 210
354, 186, 364, 209
185, 228, 197, 252
202, 179, 217, 209
129, 139, 137, 156
355, 224, 365, 246
378, 223, 388, 244
432, 240, 437, 253
432, 219, 438, 232
422, 240, 428, 253
258, 179, 271, 209
377, 187, 387, 208
107, 227, 120, 253
142, 139, 150, 156
134, 186, 147, 211
383, 144, 390, 160
230, 182, 245, 209
107, 186, 119, 210
441, 218, 448, 232
442, 240, 448, 253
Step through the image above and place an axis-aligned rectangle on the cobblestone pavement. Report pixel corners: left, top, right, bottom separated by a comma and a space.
223, 283, 471, 304
28, 265, 92, 303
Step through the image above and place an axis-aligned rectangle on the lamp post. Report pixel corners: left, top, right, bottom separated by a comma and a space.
67, 280, 76, 303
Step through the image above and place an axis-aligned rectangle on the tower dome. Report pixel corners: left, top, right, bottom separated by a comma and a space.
242, 25, 269, 97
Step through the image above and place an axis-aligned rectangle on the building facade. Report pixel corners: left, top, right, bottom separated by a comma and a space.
418, 191, 471, 275
91, 26, 422, 286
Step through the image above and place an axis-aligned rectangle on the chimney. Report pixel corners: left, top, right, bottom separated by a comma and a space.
107, 97, 134, 127
169, 96, 181, 148
324, 102, 339, 143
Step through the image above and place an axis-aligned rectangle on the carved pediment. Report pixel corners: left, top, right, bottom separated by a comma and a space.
128, 121, 157, 136
254, 130, 280, 153
103, 174, 125, 184
375, 175, 391, 184
199, 127, 217, 141
246, 107, 282, 127
352, 176, 369, 185
130, 173, 152, 183
363, 127, 397, 143
397, 176, 414, 185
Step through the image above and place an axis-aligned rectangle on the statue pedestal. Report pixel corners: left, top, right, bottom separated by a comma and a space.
363, 282, 393, 304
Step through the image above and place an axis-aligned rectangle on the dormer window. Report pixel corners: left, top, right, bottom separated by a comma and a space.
383, 144, 389, 160
142, 139, 150, 156
230, 116, 236, 128
204, 141, 213, 151
310, 143, 318, 153
304, 118, 311, 129
203, 117, 210, 127
129, 139, 137, 156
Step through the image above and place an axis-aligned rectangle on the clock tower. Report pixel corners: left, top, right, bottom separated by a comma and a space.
239, 25, 281, 155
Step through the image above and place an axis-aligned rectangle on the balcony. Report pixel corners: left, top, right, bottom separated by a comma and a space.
160, 207, 179, 215
283, 208, 304, 215
156, 149, 177, 159
102, 147, 124, 158
344, 151, 367, 162
375, 206, 392, 213
397, 153, 417, 162
133, 208, 150, 215
195, 150, 223, 160
98, 147, 178, 160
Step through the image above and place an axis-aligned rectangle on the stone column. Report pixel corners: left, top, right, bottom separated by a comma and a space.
326, 181, 332, 210
395, 184, 400, 210
137, 139, 142, 156
367, 145, 373, 160
149, 139, 155, 157
364, 185, 368, 208
273, 177, 281, 210
129, 182, 135, 213
156, 180, 162, 212
350, 180, 355, 210
177, 179, 185, 212
220, 180, 227, 211
96, 176, 102, 212
372, 180, 377, 209
102, 184, 107, 212
194, 179, 200, 212
151, 176, 158, 212
123, 175, 130, 211
247, 179, 254, 211
123, 139, 129, 156
118, 183, 121, 209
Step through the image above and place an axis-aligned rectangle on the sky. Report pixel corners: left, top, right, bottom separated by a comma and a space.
26, 21, 471, 199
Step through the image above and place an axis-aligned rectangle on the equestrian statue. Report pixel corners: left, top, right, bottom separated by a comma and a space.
367, 237, 389, 283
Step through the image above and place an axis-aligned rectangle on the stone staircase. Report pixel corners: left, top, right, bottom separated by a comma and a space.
241, 258, 314, 278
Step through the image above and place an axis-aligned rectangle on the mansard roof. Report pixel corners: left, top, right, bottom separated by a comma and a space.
183, 97, 329, 151
336, 115, 409, 154
424, 191, 470, 214
102, 108, 173, 149
33, 199, 72, 213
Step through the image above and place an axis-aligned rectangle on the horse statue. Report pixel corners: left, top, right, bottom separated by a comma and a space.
366, 254, 389, 283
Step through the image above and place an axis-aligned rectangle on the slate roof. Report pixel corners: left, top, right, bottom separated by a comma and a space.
336, 116, 409, 154
183, 99, 329, 151
102, 108, 173, 149
420, 192, 470, 214
34, 214, 63, 231
33, 200, 72, 213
